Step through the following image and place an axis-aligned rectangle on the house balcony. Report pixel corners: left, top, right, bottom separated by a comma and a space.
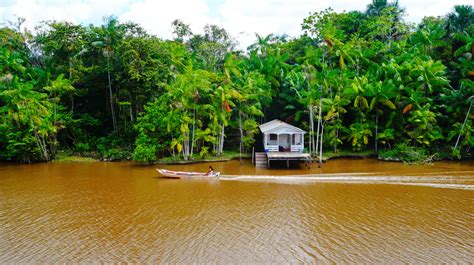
264, 144, 304, 153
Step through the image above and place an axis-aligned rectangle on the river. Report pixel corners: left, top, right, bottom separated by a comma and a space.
0, 158, 473, 263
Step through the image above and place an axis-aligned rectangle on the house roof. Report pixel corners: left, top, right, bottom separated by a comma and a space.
259, 119, 306, 134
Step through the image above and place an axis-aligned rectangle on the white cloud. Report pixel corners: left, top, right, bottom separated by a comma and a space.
217, 0, 471, 49
119, 0, 214, 40
0, 0, 131, 31
399, 0, 471, 23
0, 0, 471, 49
218, 0, 369, 49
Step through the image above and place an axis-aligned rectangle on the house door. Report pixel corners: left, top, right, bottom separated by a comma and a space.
278, 134, 290, 148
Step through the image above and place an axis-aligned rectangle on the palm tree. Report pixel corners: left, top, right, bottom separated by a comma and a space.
445, 5, 474, 37
407, 103, 438, 146
207, 54, 242, 157
365, 0, 405, 18
236, 71, 269, 159
347, 122, 373, 151
366, 80, 396, 151
454, 31, 474, 58
322, 95, 350, 152
411, 17, 446, 57
454, 95, 474, 151
345, 75, 369, 120
288, 67, 318, 156
92, 17, 121, 132
408, 58, 449, 96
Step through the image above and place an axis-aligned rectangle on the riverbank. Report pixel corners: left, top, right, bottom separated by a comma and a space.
319, 150, 377, 161
52, 150, 253, 164
156, 151, 252, 165
52, 149, 471, 165
53, 149, 375, 164
54, 151, 97, 162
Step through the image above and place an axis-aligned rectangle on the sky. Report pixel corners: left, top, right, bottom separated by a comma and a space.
0, 0, 472, 49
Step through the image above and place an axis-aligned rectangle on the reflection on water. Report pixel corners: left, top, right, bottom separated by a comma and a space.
161, 157, 474, 177
0, 159, 473, 263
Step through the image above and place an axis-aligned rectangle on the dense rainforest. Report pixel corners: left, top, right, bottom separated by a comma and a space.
0, 1, 473, 163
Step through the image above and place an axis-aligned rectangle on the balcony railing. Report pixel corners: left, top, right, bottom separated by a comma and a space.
265, 145, 279, 152
264, 144, 303, 152
290, 145, 303, 152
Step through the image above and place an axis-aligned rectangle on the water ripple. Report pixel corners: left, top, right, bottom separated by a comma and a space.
0, 162, 473, 263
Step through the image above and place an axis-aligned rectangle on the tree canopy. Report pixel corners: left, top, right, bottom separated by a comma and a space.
1, 2, 473, 163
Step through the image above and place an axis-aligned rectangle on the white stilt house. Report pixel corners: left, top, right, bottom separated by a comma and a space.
259, 119, 306, 153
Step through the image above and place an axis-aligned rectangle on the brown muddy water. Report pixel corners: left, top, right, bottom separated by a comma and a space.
0, 158, 473, 263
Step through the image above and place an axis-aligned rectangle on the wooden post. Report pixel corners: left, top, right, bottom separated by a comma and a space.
263, 134, 267, 151
277, 134, 280, 151
252, 146, 255, 165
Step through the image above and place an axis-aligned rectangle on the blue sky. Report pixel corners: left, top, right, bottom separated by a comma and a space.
1, 0, 471, 49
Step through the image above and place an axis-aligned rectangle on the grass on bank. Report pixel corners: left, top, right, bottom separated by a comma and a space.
53, 149, 251, 164
54, 151, 97, 162
320, 150, 377, 161
156, 150, 251, 164
54, 145, 469, 165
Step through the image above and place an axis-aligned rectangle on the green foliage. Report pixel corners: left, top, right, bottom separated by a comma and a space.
379, 142, 430, 164
73, 142, 90, 154
0, 33, 60, 162
199, 146, 210, 159
406, 104, 441, 146
346, 122, 373, 151
448, 120, 473, 159
96, 136, 131, 161
132, 132, 158, 162
377, 128, 395, 147
1, 2, 474, 163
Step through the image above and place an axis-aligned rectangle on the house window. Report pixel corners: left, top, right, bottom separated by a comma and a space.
269, 134, 277, 141
292, 134, 301, 145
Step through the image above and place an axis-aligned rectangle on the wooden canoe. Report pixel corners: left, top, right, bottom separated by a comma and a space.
156, 169, 220, 179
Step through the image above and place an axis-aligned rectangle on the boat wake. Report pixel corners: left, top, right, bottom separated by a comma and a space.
219, 175, 474, 190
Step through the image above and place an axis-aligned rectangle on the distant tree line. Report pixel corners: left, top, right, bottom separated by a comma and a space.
0, 1, 472, 163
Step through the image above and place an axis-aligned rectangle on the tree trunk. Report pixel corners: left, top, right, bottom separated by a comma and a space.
69, 56, 74, 114
311, 106, 316, 155
107, 55, 117, 131
70, 95, 74, 114
34, 131, 49, 161
191, 108, 195, 158
454, 101, 472, 151
315, 97, 322, 156
170, 135, 176, 160
186, 126, 191, 160
219, 121, 225, 156
49, 135, 57, 160
183, 136, 187, 160
319, 123, 324, 167
375, 107, 378, 152
309, 104, 313, 156
239, 110, 243, 163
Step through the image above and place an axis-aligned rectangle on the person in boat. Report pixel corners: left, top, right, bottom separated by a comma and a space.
205, 166, 214, 176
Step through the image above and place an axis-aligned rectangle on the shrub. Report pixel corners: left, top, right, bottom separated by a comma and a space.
379, 143, 430, 164
133, 133, 158, 162
74, 142, 90, 154
96, 136, 132, 161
